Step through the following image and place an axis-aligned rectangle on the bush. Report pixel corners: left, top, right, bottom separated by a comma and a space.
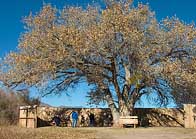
0, 89, 40, 125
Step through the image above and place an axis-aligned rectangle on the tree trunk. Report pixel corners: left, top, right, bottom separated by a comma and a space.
105, 88, 120, 127
119, 100, 132, 116
111, 109, 120, 127
105, 88, 136, 126
120, 63, 135, 116
121, 85, 135, 116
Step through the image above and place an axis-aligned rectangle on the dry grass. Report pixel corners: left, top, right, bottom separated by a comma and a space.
0, 126, 96, 139
96, 127, 196, 139
1, 126, 196, 139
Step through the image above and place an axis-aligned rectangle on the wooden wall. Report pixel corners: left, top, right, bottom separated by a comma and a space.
19, 105, 196, 128
36, 107, 184, 127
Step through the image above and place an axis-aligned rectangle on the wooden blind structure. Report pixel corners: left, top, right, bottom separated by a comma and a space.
19, 105, 37, 128
17, 104, 196, 128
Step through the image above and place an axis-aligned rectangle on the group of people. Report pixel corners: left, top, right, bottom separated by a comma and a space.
52, 111, 95, 128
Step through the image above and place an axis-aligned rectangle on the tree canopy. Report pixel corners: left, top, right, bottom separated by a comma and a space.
0, 0, 196, 124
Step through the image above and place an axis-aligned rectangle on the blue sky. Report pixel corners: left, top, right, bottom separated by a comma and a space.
0, 0, 196, 107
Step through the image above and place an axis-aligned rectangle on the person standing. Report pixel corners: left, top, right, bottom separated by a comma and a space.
89, 112, 95, 127
71, 111, 78, 128
80, 114, 85, 127
52, 115, 61, 126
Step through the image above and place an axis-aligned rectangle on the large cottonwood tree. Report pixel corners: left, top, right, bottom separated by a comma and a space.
1, 0, 196, 125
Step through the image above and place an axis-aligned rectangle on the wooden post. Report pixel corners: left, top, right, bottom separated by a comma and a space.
184, 104, 196, 128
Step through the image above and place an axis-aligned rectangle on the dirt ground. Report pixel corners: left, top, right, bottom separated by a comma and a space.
1, 126, 196, 139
